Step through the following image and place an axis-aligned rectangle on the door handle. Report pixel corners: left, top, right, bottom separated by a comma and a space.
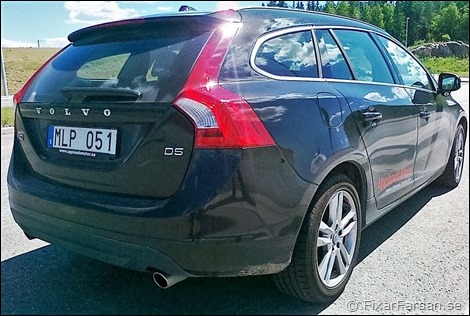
419, 110, 431, 120
362, 111, 383, 122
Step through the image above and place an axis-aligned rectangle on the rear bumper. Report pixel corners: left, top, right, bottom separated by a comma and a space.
8, 146, 316, 277
11, 199, 294, 277
11, 202, 189, 276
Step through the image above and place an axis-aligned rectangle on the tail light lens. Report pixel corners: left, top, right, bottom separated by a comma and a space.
173, 22, 275, 149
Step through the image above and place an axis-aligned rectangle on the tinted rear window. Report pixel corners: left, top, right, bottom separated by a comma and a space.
22, 27, 212, 104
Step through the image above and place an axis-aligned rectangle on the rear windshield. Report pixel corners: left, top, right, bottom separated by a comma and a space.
22, 27, 212, 104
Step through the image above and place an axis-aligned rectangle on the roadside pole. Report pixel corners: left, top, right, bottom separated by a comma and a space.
1, 46, 8, 96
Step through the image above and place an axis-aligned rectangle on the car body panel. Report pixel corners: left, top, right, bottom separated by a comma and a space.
327, 81, 418, 209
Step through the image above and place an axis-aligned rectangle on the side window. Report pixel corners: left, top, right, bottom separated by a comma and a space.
254, 30, 318, 78
315, 29, 352, 80
333, 29, 394, 84
377, 36, 432, 90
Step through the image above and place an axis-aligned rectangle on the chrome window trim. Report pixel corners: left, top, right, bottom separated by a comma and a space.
324, 78, 438, 94
250, 25, 382, 82
250, 25, 436, 92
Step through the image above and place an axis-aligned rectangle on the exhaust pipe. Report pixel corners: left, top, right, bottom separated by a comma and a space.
152, 272, 187, 289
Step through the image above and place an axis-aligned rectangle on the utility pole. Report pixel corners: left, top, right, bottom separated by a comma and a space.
405, 17, 410, 48
1, 46, 8, 96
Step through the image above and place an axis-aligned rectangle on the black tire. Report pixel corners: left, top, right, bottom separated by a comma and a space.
436, 125, 466, 188
273, 174, 362, 303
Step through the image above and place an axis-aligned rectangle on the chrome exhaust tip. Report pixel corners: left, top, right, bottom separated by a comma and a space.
152, 272, 187, 289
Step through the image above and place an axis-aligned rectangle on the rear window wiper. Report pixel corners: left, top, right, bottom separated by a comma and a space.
61, 87, 141, 102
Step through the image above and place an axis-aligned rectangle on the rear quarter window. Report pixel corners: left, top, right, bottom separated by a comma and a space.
253, 30, 318, 79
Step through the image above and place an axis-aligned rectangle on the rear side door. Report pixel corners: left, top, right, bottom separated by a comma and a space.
315, 28, 417, 210
375, 35, 451, 186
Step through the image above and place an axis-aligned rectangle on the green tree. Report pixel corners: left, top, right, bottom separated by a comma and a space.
381, 3, 394, 34
258, 0, 468, 45
324, 1, 336, 14
390, 1, 406, 44
348, 1, 361, 19
457, 3, 469, 42
370, 5, 385, 29
361, 3, 373, 24
336, 1, 350, 17
411, 2, 435, 43
432, 2, 461, 41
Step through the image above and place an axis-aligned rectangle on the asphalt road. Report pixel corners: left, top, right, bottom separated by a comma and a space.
1, 84, 469, 315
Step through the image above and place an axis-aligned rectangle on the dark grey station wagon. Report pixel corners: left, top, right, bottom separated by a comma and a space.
8, 7, 467, 303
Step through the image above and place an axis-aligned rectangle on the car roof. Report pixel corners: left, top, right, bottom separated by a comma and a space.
237, 7, 387, 34
68, 6, 388, 43
141, 6, 387, 33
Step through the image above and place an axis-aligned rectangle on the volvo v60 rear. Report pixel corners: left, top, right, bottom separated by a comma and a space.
8, 7, 467, 302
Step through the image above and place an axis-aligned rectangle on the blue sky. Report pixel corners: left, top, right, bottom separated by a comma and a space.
1, 1, 265, 47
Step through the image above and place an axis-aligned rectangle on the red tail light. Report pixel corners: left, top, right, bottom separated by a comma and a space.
173, 23, 275, 149
13, 47, 66, 106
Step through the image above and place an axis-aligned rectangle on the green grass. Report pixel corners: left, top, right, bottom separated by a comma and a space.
1, 48, 59, 97
419, 57, 469, 78
1, 107, 15, 127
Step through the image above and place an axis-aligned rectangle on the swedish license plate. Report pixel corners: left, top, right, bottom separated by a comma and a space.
47, 126, 117, 157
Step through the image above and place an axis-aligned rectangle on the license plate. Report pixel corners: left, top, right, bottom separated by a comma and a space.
47, 126, 117, 157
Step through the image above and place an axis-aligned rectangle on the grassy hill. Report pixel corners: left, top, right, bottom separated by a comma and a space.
1, 48, 60, 96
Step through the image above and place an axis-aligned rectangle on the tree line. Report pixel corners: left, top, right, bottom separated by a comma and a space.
262, 1, 469, 46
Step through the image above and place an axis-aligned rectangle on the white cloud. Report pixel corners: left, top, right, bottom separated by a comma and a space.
40, 37, 70, 48
1, 38, 36, 48
122, 1, 158, 3
216, 1, 239, 11
216, 1, 261, 10
1, 37, 69, 48
64, 1, 139, 25
155, 6, 172, 12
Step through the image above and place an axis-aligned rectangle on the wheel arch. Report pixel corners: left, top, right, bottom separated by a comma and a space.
277, 162, 367, 302
305, 161, 369, 230
458, 116, 467, 138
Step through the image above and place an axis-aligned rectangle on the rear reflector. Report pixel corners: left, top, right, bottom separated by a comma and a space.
173, 22, 275, 149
